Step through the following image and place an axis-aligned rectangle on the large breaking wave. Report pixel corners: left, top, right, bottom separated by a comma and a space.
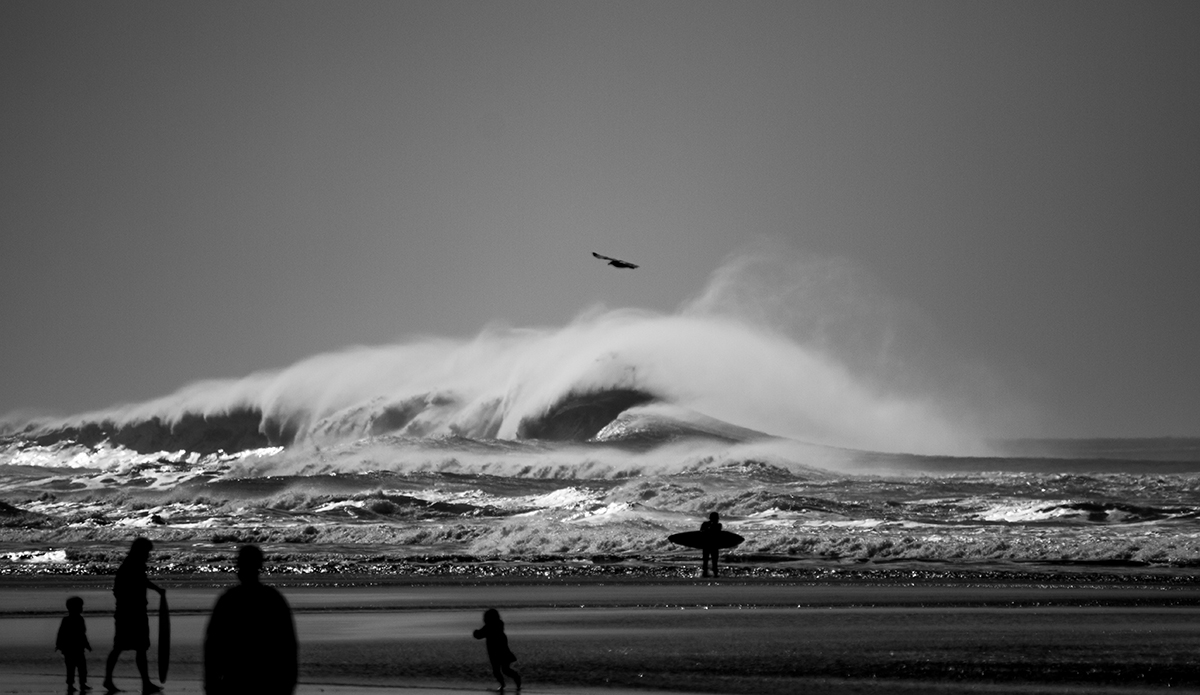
4, 254, 995, 458
4, 254, 1012, 463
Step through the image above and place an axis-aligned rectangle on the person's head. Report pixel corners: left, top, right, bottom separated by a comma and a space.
65, 596, 83, 615
237, 544, 264, 584
709, 512, 720, 522
483, 608, 501, 625
128, 537, 153, 563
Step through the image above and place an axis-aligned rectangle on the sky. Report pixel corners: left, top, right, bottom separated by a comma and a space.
2, 1, 1198, 439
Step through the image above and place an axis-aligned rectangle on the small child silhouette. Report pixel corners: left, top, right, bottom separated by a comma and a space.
56, 596, 93, 692
473, 608, 521, 691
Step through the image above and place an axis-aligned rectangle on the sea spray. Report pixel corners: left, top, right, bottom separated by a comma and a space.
11, 310, 981, 457
5, 253, 1007, 457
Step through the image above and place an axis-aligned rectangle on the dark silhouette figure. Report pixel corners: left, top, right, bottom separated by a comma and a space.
473, 608, 521, 691
57, 596, 92, 692
701, 512, 722, 578
204, 545, 298, 695
103, 537, 165, 695
591, 251, 639, 269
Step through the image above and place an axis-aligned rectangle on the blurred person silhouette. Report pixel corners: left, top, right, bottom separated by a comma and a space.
701, 511, 722, 578
473, 608, 521, 691
204, 545, 298, 695
103, 537, 165, 694
56, 596, 92, 692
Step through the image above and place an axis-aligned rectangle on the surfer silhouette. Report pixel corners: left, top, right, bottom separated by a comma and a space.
57, 596, 92, 692
667, 515, 743, 576
701, 512, 722, 577
103, 537, 165, 695
473, 608, 521, 691
204, 545, 298, 695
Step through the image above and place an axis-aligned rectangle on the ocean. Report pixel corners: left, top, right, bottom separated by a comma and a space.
4, 394, 1200, 578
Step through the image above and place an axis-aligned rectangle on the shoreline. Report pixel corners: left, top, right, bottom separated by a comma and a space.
4, 556, 1200, 588
4, 539, 1200, 579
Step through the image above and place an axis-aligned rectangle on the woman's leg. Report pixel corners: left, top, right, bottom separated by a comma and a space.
104, 648, 121, 688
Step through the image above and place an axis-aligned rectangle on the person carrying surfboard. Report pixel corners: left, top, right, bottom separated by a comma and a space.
204, 544, 298, 695
701, 512, 722, 578
102, 537, 166, 695
667, 515, 743, 576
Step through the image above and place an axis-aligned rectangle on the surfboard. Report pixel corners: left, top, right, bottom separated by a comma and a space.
668, 530, 744, 550
158, 593, 170, 683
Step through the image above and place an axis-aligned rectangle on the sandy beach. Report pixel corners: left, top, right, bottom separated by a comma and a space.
4, 575, 1200, 695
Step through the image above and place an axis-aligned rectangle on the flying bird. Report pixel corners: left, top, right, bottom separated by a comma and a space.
592, 252, 639, 269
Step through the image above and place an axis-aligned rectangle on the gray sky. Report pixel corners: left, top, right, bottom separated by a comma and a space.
3, 1, 1198, 438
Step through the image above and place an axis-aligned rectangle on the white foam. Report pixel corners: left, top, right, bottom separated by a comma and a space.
3, 549, 68, 563
972, 499, 1077, 523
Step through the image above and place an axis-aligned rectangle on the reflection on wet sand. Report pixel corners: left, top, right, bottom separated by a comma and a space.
4, 580, 1200, 693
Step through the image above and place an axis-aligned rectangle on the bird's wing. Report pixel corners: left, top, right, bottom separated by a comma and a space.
593, 251, 638, 268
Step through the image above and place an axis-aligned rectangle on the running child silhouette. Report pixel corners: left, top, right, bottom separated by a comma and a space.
473, 608, 521, 691
56, 596, 92, 692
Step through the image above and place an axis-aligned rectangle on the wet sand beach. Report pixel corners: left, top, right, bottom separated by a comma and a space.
4, 575, 1200, 694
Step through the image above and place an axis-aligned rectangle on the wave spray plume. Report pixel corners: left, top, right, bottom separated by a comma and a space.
14, 254, 989, 458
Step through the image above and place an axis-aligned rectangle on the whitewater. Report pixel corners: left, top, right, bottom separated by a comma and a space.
3, 256, 1200, 575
